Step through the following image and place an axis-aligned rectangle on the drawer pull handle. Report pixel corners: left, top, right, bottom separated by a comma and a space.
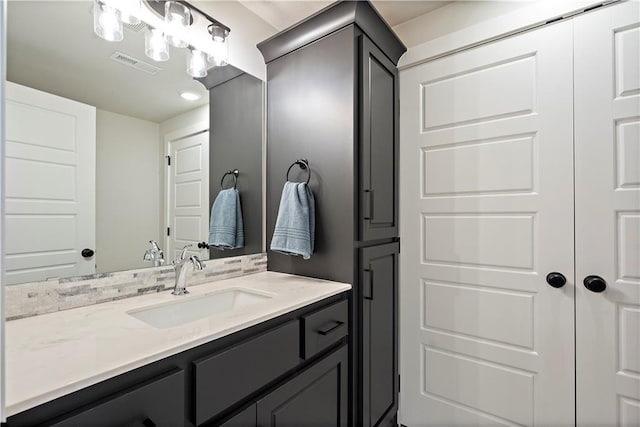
318, 321, 344, 336
142, 418, 157, 427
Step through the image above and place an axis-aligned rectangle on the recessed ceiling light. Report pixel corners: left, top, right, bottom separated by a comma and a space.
179, 91, 201, 101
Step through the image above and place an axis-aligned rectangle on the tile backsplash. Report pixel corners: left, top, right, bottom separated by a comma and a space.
5, 253, 267, 321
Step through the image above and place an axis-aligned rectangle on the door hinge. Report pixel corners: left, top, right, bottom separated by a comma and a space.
166, 155, 171, 166
398, 374, 401, 391
167, 227, 171, 236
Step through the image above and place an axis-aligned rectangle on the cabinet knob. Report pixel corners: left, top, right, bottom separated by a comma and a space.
546, 272, 566, 288
584, 275, 607, 293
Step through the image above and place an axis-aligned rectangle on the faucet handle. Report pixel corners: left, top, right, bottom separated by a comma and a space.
149, 240, 161, 252
189, 255, 204, 270
178, 244, 193, 261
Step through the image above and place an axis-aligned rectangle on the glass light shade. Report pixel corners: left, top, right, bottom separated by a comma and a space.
187, 49, 208, 78
118, 0, 141, 25
145, 27, 170, 62
208, 25, 229, 67
93, 0, 123, 42
164, 1, 190, 48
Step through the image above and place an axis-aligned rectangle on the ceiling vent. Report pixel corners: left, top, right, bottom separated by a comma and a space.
124, 21, 147, 33
110, 51, 162, 75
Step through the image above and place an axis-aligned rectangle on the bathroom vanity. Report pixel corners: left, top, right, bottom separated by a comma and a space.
5, 273, 351, 426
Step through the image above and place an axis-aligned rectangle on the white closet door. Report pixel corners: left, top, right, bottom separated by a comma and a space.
399, 21, 575, 426
4, 82, 96, 284
575, 2, 640, 425
167, 131, 209, 260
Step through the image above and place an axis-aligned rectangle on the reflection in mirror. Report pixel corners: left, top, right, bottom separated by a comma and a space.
4, 0, 264, 286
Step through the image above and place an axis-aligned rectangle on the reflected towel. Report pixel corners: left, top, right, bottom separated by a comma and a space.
270, 181, 315, 259
208, 188, 244, 250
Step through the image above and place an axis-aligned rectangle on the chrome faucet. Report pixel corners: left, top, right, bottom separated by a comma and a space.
172, 245, 203, 295
143, 240, 165, 267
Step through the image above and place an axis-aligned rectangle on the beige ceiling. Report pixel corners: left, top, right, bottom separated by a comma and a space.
237, 0, 450, 31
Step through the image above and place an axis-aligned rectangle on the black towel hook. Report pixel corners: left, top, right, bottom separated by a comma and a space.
286, 159, 311, 185
220, 169, 239, 189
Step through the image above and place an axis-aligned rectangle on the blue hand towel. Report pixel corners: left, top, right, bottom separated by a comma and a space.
208, 188, 244, 250
270, 181, 315, 259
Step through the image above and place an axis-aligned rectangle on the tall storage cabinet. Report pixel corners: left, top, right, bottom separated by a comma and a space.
258, 2, 405, 425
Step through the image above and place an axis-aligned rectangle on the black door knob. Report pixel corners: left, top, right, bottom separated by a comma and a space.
584, 275, 606, 293
81, 248, 95, 258
546, 272, 566, 288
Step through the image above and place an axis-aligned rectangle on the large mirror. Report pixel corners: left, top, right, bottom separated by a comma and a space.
4, 0, 265, 286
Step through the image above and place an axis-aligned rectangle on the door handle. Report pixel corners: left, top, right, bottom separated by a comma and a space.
363, 189, 374, 220
363, 269, 373, 300
81, 248, 95, 258
584, 275, 606, 293
546, 272, 566, 288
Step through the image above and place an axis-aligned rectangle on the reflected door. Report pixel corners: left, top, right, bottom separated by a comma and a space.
575, 3, 640, 424
399, 21, 575, 425
167, 131, 209, 260
4, 82, 96, 284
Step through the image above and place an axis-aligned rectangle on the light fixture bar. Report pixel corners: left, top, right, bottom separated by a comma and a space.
174, 0, 230, 34
143, 0, 230, 35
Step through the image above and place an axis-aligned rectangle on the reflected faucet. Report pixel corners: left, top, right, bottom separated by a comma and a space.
172, 245, 203, 296
143, 240, 165, 267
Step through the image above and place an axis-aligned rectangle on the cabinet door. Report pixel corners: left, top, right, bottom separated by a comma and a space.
48, 370, 184, 427
220, 404, 257, 427
256, 345, 348, 427
361, 243, 399, 427
360, 36, 399, 242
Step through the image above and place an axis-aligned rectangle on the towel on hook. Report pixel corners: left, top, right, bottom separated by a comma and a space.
270, 181, 315, 259
208, 189, 244, 250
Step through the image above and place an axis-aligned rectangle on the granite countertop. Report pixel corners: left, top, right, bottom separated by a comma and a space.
5, 271, 351, 416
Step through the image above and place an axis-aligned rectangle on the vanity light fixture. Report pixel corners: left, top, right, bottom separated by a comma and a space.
208, 24, 229, 67
145, 26, 170, 62
93, 0, 124, 42
164, 1, 190, 48
92, 0, 231, 78
187, 48, 208, 78
179, 91, 201, 101
117, 0, 142, 25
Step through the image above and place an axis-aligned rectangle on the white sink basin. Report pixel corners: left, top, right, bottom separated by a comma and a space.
127, 288, 274, 329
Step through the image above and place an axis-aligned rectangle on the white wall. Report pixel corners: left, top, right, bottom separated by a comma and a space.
394, 1, 527, 49
159, 104, 210, 248
159, 104, 209, 137
193, 1, 277, 81
96, 109, 161, 273
397, 0, 606, 68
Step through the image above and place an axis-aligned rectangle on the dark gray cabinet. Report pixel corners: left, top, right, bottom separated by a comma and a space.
7, 293, 349, 427
361, 243, 399, 427
193, 320, 300, 425
219, 404, 257, 427
257, 345, 349, 427
48, 370, 185, 427
258, 2, 404, 426
360, 37, 399, 242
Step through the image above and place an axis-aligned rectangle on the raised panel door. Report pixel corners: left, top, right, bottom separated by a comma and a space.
575, 3, 640, 425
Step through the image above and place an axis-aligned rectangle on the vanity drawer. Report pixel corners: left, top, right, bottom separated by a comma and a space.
301, 299, 348, 359
193, 320, 300, 425
48, 369, 184, 427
